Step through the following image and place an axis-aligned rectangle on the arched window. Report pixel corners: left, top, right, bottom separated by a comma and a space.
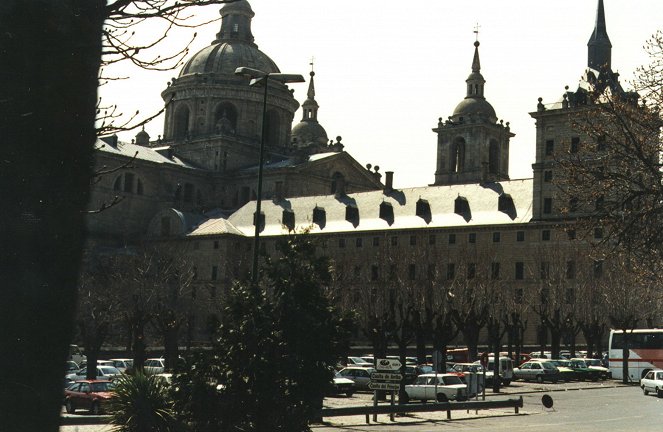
174, 105, 190, 139
113, 176, 122, 191
265, 110, 280, 147
214, 102, 237, 135
451, 137, 465, 173
136, 179, 144, 195
489, 140, 500, 175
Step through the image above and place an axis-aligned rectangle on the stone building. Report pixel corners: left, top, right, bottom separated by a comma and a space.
88, 0, 632, 348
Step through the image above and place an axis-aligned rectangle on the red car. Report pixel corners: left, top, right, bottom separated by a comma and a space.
64, 380, 115, 415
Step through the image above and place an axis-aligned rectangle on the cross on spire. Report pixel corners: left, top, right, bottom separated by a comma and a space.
473, 23, 481, 42
309, 56, 315, 73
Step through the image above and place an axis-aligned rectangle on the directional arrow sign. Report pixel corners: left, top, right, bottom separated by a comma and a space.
376, 358, 402, 371
371, 372, 402, 381
368, 381, 401, 391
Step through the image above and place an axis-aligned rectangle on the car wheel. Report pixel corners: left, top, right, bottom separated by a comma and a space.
345, 391, 354, 397
437, 393, 448, 403
65, 399, 75, 414
643, 386, 649, 396
503, 379, 511, 386
90, 401, 101, 415
657, 388, 663, 398
536, 375, 543, 383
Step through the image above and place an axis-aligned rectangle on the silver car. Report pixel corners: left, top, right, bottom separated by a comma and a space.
336, 367, 375, 390
513, 361, 560, 383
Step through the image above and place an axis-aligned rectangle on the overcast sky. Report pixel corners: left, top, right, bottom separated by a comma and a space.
101, 0, 663, 188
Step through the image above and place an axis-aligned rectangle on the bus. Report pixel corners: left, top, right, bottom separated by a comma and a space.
608, 329, 663, 381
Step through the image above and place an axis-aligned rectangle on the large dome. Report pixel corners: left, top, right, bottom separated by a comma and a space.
452, 97, 497, 123
292, 121, 328, 147
179, 42, 280, 77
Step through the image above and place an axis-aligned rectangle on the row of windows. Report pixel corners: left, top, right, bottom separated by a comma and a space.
336, 230, 554, 249
339, 260, 603, 282
544, 136, 606, 157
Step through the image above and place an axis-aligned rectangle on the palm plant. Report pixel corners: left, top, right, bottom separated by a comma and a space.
110, 372, 177, 432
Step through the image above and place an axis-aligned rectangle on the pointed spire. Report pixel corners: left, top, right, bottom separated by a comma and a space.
465, 40, 485, 99
301, 67, 319, 122
306, 71, 316, 101
214, 0, 256, 46
587, 0, 612, 71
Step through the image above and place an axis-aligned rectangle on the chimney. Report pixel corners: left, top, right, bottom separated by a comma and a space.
384, 171, 394, 193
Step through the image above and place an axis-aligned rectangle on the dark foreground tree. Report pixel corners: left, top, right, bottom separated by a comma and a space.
173, 234, 352, 431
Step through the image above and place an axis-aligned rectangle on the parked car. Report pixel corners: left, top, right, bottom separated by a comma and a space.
68, 344, 86, 365
64, 380, 115, 414
403, 373, 468, 403
66, 365, 122, 382
451, 363, 485, 395
513, 361, 560, 383
330, 373, 355, 397
485, 356, 514, 385
109, 358, 134, 373
65, 361, 79, 374
347, 356, 373, 368
581, 357, 612, 379
360, 356, 374, 365
641, 369, 663, 397
336, 367, 375, 390
567, 358, 601, 381
144, 358, 165, 375
547, 359, 576, 381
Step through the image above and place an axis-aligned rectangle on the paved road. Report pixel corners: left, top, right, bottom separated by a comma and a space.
313, 385, 663, 431
61, 381, 659, 432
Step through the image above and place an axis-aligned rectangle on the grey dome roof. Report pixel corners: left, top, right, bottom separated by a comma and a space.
452, 98, 497, 123
292, 121, 329, 147
179, 42, 280, 77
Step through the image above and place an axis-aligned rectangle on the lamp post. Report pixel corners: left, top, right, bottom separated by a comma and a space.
234, 67, 305, 287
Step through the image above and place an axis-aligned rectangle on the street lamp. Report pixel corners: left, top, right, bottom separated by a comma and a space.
234, 67, 305, 286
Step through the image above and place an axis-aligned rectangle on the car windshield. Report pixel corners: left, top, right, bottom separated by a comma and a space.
541, 362, 556, 370
99, 366, 121, 375
585, 359, 601, 366
90, 382, 115, 392
571, 360, 586, 368
442, 376, 463, 385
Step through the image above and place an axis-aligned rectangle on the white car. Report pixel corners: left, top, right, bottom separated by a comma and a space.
144, 358, 165, 375
66, 365, 122, 381
641, 369, 663, 397
109, 358, 134, 373
404, 373, 467, 403
581, 358, 612, 379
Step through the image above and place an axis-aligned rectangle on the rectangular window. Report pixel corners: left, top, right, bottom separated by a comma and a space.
566, 260, 576, 279
389, 264, 397, 281
491, 262, 500, 280
211, 266, 218, 281
542, 230, 551, 241
597, 136, 606, 151
567, 229, 577, 240
372, 237, 380, 247
356, 238, 363, 248
493, 232, 501, 243
515, 262, 524, 280
391, 236, 398, 246
595, 196, 605, 211
544, 170, 553, 182
353, 266, 361, 280
565, 288, 575, 304
540, 262, 550, 280
545, 139, 554, 156
213, 240, 219, 249
427, 264, 436, 280
429, 234, 436, 245
338, 238, 346, 248
570, 136, 580, 153
594, 227, 603, 239
409, 235, 417, 246
446, 263, 456, 280
516, 231, 525, 242
408, 264, 416, 280
371, 265, 379, 281
593, 260, 603, 278
468, 233, 476, 243
467, 263, 476, 279
515, 288, 524, 304
448, 233, 456, 245
543, 198, 552, 214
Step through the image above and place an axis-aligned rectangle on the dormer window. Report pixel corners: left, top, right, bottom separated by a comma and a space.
313, 206, 326, 228
379, 202, 394, 225
415, 199, 431, 223
282, 209, 295, 231
345, 205, 359, 227
498, 194, 516, 219
454, 196, 471, 221
253, 211, 265, 232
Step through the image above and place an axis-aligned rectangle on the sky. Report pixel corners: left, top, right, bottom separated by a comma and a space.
101, 0, 663, 188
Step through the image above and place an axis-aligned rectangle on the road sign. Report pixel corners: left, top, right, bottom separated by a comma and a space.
376, 358, 402, 371
368, 381, 401, 391
371, 372, 402, 381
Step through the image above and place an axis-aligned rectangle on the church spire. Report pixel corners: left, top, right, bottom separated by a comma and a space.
465, 40, 486, 99
301, 64, 319, 122
587, 0, 612, 71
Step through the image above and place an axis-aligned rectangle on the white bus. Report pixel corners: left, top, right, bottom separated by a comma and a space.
608, 329, 663, 381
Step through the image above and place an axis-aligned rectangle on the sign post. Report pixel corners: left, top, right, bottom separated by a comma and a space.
370, 359, 404, 422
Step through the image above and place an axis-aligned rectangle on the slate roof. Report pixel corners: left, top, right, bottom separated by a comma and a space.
237, 152, 338, 172
94, 139, 200, 169
188, 179, 534, 238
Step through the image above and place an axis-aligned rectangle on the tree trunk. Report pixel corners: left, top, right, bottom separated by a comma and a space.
163, 325, 180, 372
0, 1, 103, 431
